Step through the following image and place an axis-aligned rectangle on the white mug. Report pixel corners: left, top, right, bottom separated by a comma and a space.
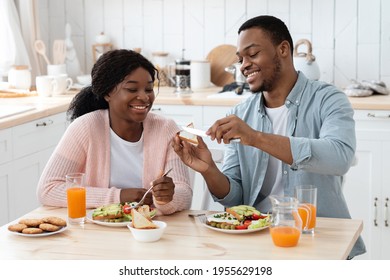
47, 64, 67, 76
52, 74, 73, 95
36, 75, 58, 97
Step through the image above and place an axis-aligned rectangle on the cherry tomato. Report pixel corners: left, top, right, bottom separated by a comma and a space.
251, 213, 261, 220
252, 213, 268, 220
123, 205, 131, 214
235, 220, 252, 230
235, 225, 248, 230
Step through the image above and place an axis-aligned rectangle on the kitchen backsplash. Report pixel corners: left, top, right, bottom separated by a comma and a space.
36, 0, 390, 89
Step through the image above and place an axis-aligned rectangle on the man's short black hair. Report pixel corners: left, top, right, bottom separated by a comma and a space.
238, 15, 294, 54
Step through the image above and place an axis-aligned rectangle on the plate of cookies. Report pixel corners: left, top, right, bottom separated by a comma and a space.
8, 216, 68, 237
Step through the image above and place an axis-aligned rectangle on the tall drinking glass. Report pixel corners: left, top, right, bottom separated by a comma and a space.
295, 185, 317, 234
66, 173, 86, 225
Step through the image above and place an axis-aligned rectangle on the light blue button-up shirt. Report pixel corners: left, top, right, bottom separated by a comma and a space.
214, 72, 365, 257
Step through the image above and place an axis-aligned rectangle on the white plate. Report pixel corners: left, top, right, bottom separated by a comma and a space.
201, 213, 269, 234
9, 226, 67, 237
86, 209, 156, 227
86, 210, 130, 227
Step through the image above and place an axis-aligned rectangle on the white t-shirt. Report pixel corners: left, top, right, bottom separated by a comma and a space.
109, 128, 143, 189
257, 104, 288, 212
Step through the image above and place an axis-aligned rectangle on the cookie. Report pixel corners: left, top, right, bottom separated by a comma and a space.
19, 218, 43, 227
42, 216, 67, 227
22, 227, 43, 234
39, 223, 60, 232
8, 223, 28, 232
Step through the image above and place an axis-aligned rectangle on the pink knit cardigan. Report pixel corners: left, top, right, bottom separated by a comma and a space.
37, 109, 193, 215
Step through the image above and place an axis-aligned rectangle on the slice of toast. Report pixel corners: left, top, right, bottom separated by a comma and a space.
131, 208, 157, 229
177, 122, 198, 145
137, 205, 152, 221
226, 207, 244, 221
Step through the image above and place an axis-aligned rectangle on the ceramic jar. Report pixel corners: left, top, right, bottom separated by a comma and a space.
95, 32, 110, 44
8, 65, 31, 90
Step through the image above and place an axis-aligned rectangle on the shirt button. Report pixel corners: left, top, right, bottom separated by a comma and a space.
283, 171, 287, 175
286, 101, 291, 105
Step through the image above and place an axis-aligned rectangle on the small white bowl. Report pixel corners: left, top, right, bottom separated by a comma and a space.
76, 74, 92, 85
127, 221, 167, 242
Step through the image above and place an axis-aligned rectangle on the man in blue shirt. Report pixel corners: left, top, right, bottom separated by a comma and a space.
173, 15, 365, 258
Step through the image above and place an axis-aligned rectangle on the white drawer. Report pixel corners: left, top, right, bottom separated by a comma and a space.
12, 112, 67, 159
0, 128, 12, 165
354, 110, 390, 123
354, 110, 390, 140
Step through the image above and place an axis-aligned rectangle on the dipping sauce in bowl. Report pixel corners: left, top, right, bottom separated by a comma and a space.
127, 221, 167, 242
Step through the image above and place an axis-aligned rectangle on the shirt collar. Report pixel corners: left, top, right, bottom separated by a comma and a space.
258, 71, 308, 113
285, 71, 308, 108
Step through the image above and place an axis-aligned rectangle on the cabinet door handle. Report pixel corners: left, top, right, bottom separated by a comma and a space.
152, 108, 162, 111
367, 113, 390, 119
374, 197, 378, 227
35, 119, 53, 127
385, 198, 389, 227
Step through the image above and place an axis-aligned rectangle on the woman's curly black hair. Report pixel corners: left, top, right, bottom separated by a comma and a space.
67, 49, 159, 121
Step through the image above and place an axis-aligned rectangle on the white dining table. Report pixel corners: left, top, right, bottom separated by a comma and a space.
0, 206, 363, 260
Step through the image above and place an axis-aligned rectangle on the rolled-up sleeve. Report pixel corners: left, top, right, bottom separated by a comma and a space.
289, 89, 356, 176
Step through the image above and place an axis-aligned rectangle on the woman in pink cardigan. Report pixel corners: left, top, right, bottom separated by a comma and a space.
37, 49, 192, 215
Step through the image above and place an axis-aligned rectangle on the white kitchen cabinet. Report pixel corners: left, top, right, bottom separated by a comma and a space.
343, 109, 390, 260
0, 129, 12, 165
0, 112, 68, 226
151, 104, 203, 127
151, 104, 232, 211
0, 162, 11, 225
201, 106, 232, 211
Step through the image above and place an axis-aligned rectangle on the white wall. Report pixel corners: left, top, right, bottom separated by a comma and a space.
36, 0, 390, 89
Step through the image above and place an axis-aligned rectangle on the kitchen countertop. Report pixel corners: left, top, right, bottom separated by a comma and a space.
0, 93, 74, 129
1, 87, 390, 130
0, 206, 363, 260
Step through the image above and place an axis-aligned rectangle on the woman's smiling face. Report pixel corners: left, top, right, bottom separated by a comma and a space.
106, 67, 155, 125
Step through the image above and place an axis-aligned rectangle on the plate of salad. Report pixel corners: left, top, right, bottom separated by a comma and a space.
202, 205, 270, 234
86, 202, 156, 227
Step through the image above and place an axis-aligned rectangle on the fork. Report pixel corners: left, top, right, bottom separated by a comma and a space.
128, 168, 173, 210
188, 213, 207, 224
197, 214, 207, 224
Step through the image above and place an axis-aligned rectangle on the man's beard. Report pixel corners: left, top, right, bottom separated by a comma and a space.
256, 54, 282, 92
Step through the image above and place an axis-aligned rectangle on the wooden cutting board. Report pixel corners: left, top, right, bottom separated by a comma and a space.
206, 44, 238, 87
0, 90, 37, 98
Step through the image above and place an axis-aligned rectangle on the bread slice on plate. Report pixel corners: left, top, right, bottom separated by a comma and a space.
131, 209, 157, 229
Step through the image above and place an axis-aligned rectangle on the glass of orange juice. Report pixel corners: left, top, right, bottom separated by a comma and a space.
295, 185, 317, 234
66, 173, 86, 225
